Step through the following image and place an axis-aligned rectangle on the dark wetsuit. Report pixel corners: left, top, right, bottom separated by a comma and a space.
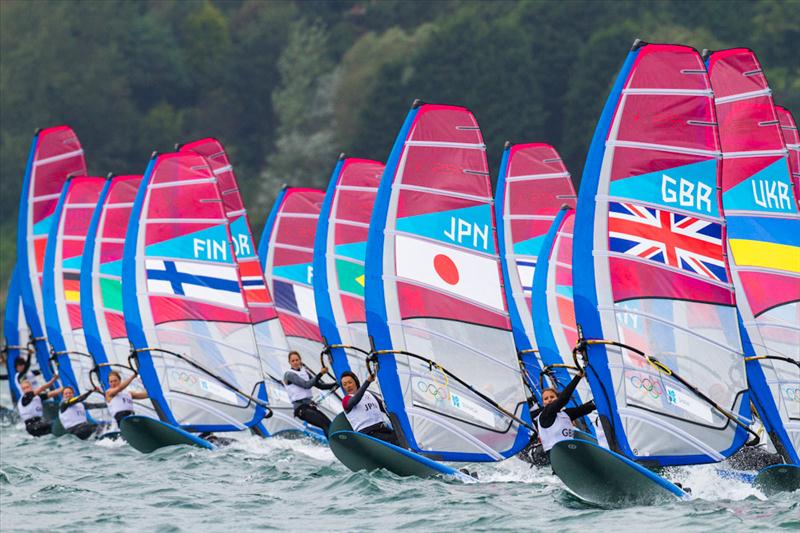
529, 374, 595, 461
343, 380, 400, 446
59, 391, 103, 440
284, 369, 338, 435
19, 392, 52, 437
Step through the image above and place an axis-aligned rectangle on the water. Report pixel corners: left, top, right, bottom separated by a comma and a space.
1, 402, 798, 531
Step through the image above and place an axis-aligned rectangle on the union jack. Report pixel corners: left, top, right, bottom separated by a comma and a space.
608, 202, 728, 283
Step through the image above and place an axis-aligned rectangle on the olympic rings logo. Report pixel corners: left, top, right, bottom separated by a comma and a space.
417, 380, 450, 401
783, 387, 800, 401
171, 370, 198, 386
629, 374, 663, 400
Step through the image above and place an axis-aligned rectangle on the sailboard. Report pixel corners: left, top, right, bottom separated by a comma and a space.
41, 176, 111, 424
364, 101, 534, 463
495, 142, 578, 402
179, 139, 311, 438
81, 174, 157, 422
313, 155, 385, 386
121, 151, 269, 452
562, 41, 752, 503
775, 106, 800, 208
707, 49, 800, 469
16, 126, 87, 382
4, 266, 36, 403
258, 187, 342, 423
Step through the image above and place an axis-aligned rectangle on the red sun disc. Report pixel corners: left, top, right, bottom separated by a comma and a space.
433, 254, 459, 285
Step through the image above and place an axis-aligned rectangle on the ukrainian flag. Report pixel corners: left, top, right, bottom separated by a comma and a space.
727, 216, 800, 274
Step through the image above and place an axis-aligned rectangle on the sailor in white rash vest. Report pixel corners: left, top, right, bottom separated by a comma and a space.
104, 370, 148, 425
17, 375, 62, 436
58, 386, 105, 440
530, 369, 596, 457
340, 370, 399, 446
283, 351, 338, 434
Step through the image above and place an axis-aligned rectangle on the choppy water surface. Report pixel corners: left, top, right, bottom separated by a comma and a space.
1, 394, 797, 531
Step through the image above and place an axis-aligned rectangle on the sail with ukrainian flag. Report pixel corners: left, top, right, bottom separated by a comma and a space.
313, 155, 385, 387
708, 48, 800, 464
776, 106, 800, 208
495, 142, 577, 400
16, 126, 87, 381
121, 151, 267, 431
41, 176, 111, 421
572, 42, 750, 466
179, 139, 304, 436
364, 101, 533, 462
81, 174, 156, 419
258, 187, 342, 421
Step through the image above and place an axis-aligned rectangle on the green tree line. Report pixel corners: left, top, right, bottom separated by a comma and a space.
1, 0, 798, 320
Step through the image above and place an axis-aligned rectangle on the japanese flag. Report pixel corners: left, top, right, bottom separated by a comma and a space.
394, 234, 505, 311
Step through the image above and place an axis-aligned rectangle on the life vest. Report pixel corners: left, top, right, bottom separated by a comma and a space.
344, 390, 385, 432
17, 394, 44, 422
108, 390, 134, 417
284, 368, 314, 403
59, 401, 88, 430
536, 410, 574, 452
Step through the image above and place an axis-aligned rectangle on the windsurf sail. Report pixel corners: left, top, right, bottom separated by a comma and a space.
41, 176, 110, 423
4, 266, 35, 403
365, 102, 533, 462
495, 142, 577, 401
81, 174, 156, 419
776, 106, 800, 208
122, 151, 267, 431
313, 156, 385, 386
708, 48, 800, 464
16, 126, 87, 381
179, 139, 304, 436
258, 187, 342, 420
572, 42, 750, 466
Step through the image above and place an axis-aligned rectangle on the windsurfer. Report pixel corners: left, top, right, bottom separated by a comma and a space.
17, 374, 61, 436
104, 370, 148, 425
531, 370, 596, 458
13, 354, 41, 389
283, 351, 337, 434
58, 386, 105, 440
340, 370, 399, 446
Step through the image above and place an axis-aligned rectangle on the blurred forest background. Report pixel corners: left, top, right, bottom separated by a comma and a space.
1, 0, 798, 316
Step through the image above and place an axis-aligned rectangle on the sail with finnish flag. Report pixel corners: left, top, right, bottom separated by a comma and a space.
179, 139, 304, 436
572, 42, 750, 466
258, 187, 342, 421
122, 151, 267, 431
495, 142, 577, 400
313, 156, 385, 387
708, 48, 800, 464
365, 102, 533, 461
81, 174, 156, 419
41, 176, 110, 420
16, 126, 87, 381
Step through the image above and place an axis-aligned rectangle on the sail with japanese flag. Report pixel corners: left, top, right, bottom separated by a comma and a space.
572, 42, 750, 466
313, 156, 385, 388
495, 142, 577, 400
258, 187, 342, 421
41, 176, 111, 421
364, 102, 533, 462
179, 138, 304, 436
16, 126, 87, 381
776, 106, 800, 208
122, 152, 267, 432
708, 48, 800, 464
4, 266, 35, 403
81, 174, 155, 419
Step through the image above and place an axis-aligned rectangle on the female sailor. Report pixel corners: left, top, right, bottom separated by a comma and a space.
340, 370, 399, 446
13, 354, 42, 391
17, 374, 61, 436
104, 370, 148, 425
58, 386, 105, 440
530, 369, 596, 458
283, 351, 337, 434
